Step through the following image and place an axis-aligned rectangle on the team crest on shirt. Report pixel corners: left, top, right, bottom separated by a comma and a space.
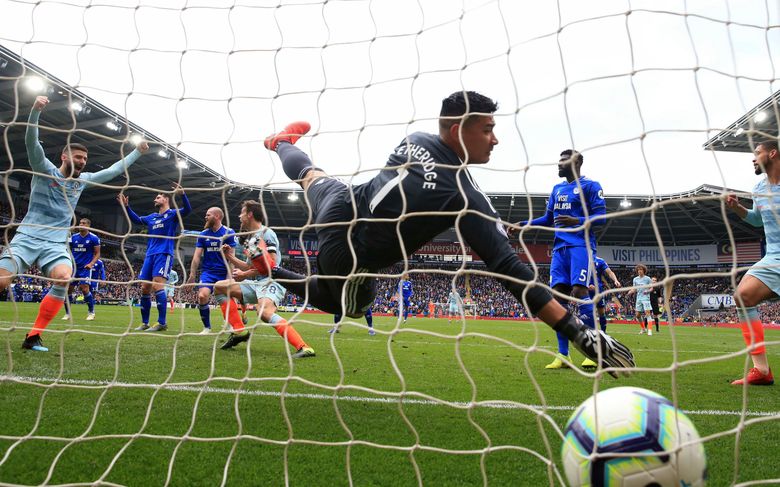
573, 188, 580, 195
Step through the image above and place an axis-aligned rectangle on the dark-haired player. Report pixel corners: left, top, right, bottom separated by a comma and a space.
0, 96, 148, 352
255, 91, 634, 375
62, 217, 101, 322
117, 184, 191, 332
519, 149, 607, 370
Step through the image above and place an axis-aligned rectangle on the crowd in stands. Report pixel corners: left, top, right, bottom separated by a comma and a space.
5, 253, 780, 324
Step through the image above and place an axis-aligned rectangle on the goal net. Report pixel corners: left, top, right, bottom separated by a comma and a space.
0, 1, 778, 485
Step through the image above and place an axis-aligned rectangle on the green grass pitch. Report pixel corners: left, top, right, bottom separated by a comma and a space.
0, 302, 778, 486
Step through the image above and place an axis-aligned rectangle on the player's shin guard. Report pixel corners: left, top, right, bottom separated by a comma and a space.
199, 303, 212, 329
85, 292, 94, 313
140, 294, 152, 325
155, 290, 168, 325
29, 285, 66, 337
219, 299, 245, 332
269, 314, 306, 350
739, 306, 766, 355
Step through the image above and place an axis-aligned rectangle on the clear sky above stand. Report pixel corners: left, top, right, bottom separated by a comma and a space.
2, 0, 778, 196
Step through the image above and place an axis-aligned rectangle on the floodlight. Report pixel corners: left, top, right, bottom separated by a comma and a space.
288, 192, 299, 202
619, 198, 632, 208
754, 111, 768, 123
70, 101, 84, 112
106, 120, 120, 131
0, 58, 8, 70
24, 76, 46, 93
158, 149, 169, 159
129, 134, 144, 146
735, 127, 744, 136
175, 158, 189, 169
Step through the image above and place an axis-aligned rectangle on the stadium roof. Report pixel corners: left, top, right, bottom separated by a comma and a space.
703, 90, 779, 153
0, 44, 764, 249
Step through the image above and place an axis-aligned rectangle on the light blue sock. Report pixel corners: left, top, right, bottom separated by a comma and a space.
155, 290, 168, 325
140, 295, 152, 324
199, 303, 211, 329
85, 292, 94, 313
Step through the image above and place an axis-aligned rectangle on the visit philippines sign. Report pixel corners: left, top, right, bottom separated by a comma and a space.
600, 245, 718, 266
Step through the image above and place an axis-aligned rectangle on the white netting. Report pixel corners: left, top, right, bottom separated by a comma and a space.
0, 1, 779, 485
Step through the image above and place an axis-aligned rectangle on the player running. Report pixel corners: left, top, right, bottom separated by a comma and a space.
215, 200, 314, 357
187, 207, 237, 334
62, 217, 101, 322
0, 95, 148, 352
255, 90, 634, 376
117, 184, 191, 332
627, 264, 653, 336
724, 140, 779, 386
519, 149, 607, 370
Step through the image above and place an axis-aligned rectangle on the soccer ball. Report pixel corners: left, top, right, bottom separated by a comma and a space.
560, 387, 707, 487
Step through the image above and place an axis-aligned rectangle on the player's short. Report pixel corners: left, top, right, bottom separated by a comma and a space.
0, 234, 71, 277
197, 270, 227, 291
550, 246, 592, 288
89, 280, 100, 292
165, 286, 175, 298
74, 267, 91, 287
306, 176, 375, 317
746, 254, 780, 297
402, 297, 411, 308
240, 278, 286, 307
139, 254, 173, 282
448, 304, 460, 314
635, 297, 653, 313
651, 301, 660, 316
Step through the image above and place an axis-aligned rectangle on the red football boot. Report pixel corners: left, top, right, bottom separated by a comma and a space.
263, 121, 311, 151
731, 367, 774, 386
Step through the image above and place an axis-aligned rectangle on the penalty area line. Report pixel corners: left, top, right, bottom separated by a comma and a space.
1, 375, 778, 418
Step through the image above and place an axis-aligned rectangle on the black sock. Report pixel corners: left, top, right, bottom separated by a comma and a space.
277, 143, 320, 181
655, 317, 660, 332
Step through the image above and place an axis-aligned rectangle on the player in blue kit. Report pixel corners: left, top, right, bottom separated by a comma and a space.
520, 149, 606, 370
627, 264, 653, 336
0, 96, 148, 352
589, 256, 621, 333
89, 259, 106, 295
62, 218, 101, 322
399, 275, 413, 323
187, 207, 237, 334
117, 184, 191, 332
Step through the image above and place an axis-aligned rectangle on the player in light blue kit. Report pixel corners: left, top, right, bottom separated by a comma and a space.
215, 200, 313, 356
165, 268, 179, 313
187, 207, 237, 334
589, 256, 621, 333
62, 217, 101, 322
0, 96, 148, 352
520, 150, 606, 370
399, 275, 413, 323
117, 184, 191, 332
447, 288, 463, 324
627, 264, 653, 336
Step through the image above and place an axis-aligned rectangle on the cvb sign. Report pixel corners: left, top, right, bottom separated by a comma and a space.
700, 294, 735, 309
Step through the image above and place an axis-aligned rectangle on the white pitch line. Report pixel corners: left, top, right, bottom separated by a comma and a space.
2, 375, 778, 418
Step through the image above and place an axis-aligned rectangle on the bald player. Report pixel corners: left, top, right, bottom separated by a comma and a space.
187, 207, 237, 333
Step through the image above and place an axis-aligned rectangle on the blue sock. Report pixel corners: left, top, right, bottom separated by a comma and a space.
140, 295, 152, 324
155, 290, 168, 325
85, 293, 94, 313
599, 313, 607, 333
365, 308, 373, 328
579, 302, 595, 330
199, 303, 211, 329
557, 331, 569, 356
